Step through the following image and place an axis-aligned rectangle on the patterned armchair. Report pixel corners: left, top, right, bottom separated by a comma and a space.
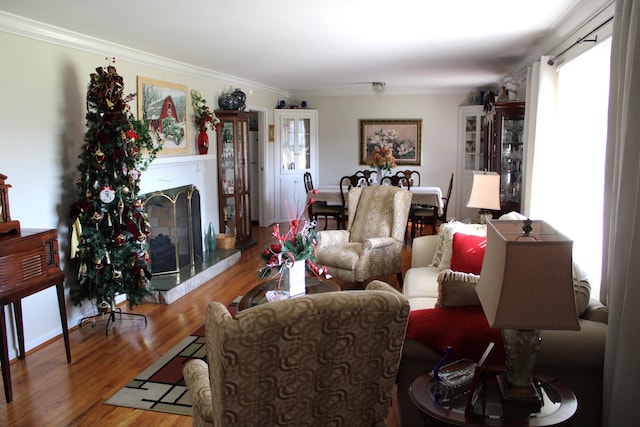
182, 281, 410, 427
315, 186, 412, 287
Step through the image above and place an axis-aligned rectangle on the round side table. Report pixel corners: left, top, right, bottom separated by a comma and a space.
409, 371, 577, 427
237, 277, 340, 311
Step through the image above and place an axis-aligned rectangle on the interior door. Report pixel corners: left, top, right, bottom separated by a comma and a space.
275, 110, 317, 222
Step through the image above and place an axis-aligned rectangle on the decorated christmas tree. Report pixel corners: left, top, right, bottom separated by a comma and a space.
69, 61, 161, 311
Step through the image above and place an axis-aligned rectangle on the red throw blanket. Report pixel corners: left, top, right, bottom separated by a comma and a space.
405, 306, 506, 365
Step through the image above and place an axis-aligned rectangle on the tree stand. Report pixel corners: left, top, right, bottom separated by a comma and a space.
79, 300, 147, 336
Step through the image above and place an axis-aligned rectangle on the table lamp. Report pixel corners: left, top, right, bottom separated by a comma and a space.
476, 219, 579, 411
466, 171, 500, 223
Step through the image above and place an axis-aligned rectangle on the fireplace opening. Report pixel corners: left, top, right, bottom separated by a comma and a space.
143, 185, 203, 275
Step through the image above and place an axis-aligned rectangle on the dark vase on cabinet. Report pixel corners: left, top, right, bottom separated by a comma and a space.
486, 102, 525, 214
215, 110, 255, 249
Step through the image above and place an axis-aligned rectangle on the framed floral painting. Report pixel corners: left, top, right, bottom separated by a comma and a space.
137, 76, 189, 155
359, 119, 422, 166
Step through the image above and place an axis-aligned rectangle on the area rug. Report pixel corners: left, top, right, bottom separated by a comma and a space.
105, 296, 241, 415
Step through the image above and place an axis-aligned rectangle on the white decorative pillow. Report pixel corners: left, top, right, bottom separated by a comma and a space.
498, 211, 528, 220
573, 262, 592, 317
437, 222, 486, 271
430, 222, 454, 267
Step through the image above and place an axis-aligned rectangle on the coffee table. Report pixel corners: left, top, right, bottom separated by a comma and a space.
237, 277, 340, 311
409, 371, 577, 426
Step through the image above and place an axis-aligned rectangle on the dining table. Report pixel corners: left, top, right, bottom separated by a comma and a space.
307, 185, 444, 215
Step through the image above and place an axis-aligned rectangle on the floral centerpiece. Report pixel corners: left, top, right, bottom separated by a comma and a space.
258, 197, 330, 283
365, 145, 397, 179
191, 89, 220, 154
191, 90, 220, 131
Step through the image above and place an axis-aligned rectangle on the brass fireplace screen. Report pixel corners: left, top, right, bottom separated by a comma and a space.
143, 185, 203, 275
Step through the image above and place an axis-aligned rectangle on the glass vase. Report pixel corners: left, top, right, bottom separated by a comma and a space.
377, 167, 388, 184
197, 129, 209, 155
285, 260, 306, 297
206, 222, 216, 252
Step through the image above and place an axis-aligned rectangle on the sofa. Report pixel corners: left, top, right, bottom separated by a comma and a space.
396, 220, 609, 427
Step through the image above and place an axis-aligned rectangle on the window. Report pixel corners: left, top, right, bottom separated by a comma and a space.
531, 38, 611, 295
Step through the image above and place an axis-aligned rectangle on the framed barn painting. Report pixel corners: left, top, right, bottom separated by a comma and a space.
137, 76, 189, 155
359, 119, 422, 166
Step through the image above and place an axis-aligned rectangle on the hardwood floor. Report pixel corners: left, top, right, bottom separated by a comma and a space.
0, 221, 416, 426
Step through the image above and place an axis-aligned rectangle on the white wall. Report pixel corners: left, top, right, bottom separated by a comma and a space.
0, 17, 471, 361
299, 94, 466, 216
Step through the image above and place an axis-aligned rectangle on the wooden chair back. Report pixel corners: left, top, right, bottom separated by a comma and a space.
380, 175, 411, 189
395, 169, 421, 187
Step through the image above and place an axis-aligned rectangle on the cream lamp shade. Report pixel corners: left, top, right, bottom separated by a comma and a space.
476, 219, 580, 331
466, 171, 501, 210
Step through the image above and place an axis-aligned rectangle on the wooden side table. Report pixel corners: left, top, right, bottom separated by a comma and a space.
409, 371, 577, 426
238, 277, 340, 311
0, 229, 72, 403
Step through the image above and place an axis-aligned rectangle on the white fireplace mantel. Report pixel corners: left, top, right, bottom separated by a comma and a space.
139, 154, 219, 238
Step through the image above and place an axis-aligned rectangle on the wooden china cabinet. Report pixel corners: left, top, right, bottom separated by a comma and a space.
215, 110, 255, 249
486, 102, 526, 214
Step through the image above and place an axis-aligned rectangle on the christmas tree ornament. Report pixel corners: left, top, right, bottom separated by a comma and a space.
97, 301, 110, 313
78, 262, 87, 279
94, 258, 103, 270
115, 233, 126, 246
99, 186, 116, 204
112, 269, 122, 282
94, 148, 105, 163
117, 199, 124, 223
90, 211, 103, 224
121, 185, 130, 195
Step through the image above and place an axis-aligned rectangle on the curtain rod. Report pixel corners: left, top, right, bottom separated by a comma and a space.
547, 16, 614, 65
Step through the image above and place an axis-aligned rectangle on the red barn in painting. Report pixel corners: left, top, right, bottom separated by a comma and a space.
146, 95, 185, 144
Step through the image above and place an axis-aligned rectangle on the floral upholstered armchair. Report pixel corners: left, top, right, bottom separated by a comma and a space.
315, 185, 412, 287
182, 281, 410, 427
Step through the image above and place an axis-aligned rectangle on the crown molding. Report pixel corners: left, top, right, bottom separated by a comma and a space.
0, 10, 285, 97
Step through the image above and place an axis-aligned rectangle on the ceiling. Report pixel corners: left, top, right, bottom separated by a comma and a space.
0, 0, 609, 96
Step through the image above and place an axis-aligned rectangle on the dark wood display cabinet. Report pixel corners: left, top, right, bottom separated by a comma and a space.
215, 110, 255, 250
486, 102, 526, 214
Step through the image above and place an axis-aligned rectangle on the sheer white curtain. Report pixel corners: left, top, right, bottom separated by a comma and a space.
522, 56, 558, 219
602, 0, 640, 424
524, 41, 610, 296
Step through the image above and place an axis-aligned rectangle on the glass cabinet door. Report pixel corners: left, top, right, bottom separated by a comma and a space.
463, 114, 486, 171
280, 117, 311, 172
220, 123, 235, 197
457, 105, 488, 221
499, 115, 524, 204
216, 110, 255, 249
492, 102, 525, 213
237, 119, 250, 244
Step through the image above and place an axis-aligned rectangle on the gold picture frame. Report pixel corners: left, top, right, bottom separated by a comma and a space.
359, 119, 422, 166
268, 124, 275, 142
137, 76, 189, 155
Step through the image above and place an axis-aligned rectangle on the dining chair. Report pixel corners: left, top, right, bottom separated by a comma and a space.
380, 175, 411, 189
183, 280, 410, 427
395, 169, 421, 187
338, 173, 369, 228
354, 169, 375, 185
303, 171, 342, 230
410, 173, 454, 237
